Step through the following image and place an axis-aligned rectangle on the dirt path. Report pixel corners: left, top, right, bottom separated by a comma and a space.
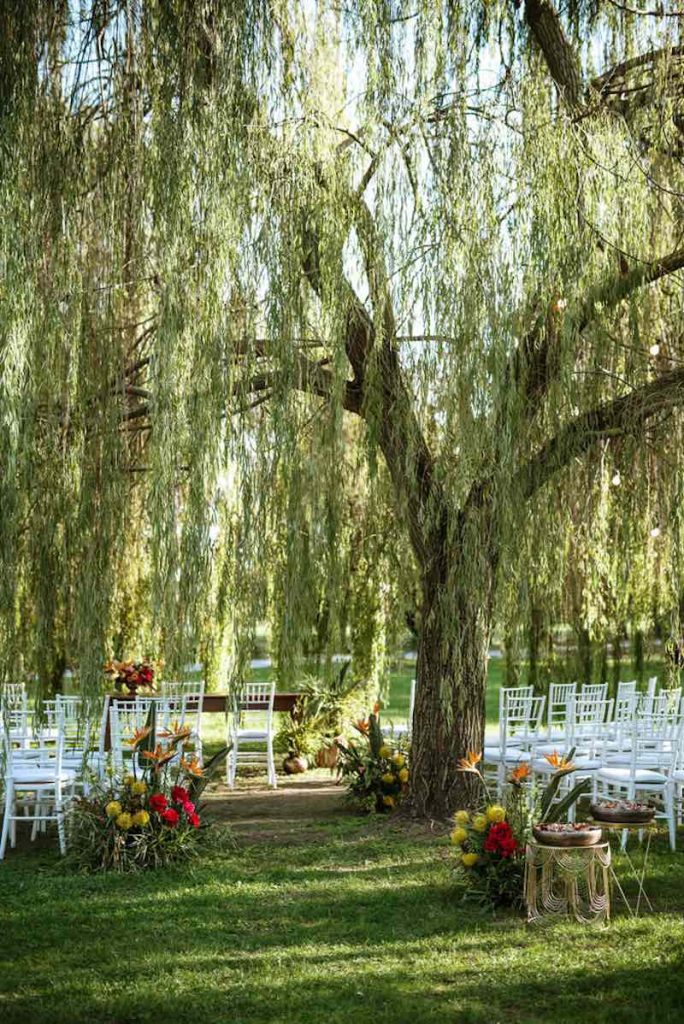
204, 770, 354, 841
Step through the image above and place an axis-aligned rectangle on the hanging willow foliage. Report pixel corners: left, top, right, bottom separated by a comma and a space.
2, 0, 684, 813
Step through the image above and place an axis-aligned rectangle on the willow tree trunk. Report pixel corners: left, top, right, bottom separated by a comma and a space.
407, 508, 497, 819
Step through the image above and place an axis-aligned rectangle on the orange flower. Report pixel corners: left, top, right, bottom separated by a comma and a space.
355, 718, 370, 735
543, 751, 575, 773
509, 763, 531, 784
457, 751, 482, 772
141, 744, 176, 767
125, 727, 151, 749
180, 755, 203, 777
372, 702, 381, 715
159, 721, 192, 744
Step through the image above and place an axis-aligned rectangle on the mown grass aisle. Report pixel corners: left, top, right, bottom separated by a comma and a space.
1, 779, 684, 1024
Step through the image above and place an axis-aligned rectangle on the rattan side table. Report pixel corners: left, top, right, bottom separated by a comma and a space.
525, 841, 611, 924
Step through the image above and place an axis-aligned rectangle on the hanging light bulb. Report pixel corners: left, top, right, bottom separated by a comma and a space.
611, 471, 621, 486
649, 343, 660, 357
650, 526, 661, 539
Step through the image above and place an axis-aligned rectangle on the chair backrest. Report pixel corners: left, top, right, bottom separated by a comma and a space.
580, 683, 608, 701
570, 695, 614, 753
498, 686, 533, 745
55, 695, 93, 755
628, 708, 681, 773
160, 680, 204, 735
547, 682, 577, 736
3, 703, 64, 779
233, 681, 275, 732
500, 690, 545, 748
616, 679, 637, 702
638, 676, 659, 717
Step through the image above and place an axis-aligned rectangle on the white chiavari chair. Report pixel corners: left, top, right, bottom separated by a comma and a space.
484, 688, 545, 795
595, 709, 682, 850
0, 703, 75, 858
226, 681, 276, 789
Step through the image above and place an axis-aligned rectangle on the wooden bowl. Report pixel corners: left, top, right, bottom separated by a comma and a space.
533, 824, 602, 847
590, 802, 655, 825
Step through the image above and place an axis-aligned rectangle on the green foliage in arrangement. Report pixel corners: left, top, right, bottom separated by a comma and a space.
336, 711, 410, 812
450, 752, 591, 909
67, 706, 231, 872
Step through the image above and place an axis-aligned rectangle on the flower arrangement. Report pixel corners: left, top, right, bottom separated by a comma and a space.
104, 659, 156, 694
336, 709, 409, 812
450, 750, 591, 909
68, 708, 229, 872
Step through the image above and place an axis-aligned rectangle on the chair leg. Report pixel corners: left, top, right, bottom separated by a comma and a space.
0, 782, 13, 860
666, 786, 676, 852
267, 739, 277, 789
227, 736, 237, 788
56, 792, 66, 857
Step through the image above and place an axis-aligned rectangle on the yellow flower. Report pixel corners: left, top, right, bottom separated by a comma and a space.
486, 805, 506, 823
451, 827, 468, 846
382, 795, 395, 808
398, 768, 409, 784
124, 774, 135, 787
381, 772, 395, 786
132, 810, 150, 827
454, 810, 470, 826
115, 812, 133, 830
392, 753, 405, 768
105, 801, 122, 818
131, 780, 147, 795
461, 852, 479, 868
378, 745, 392, 759
472, 814, 488, 832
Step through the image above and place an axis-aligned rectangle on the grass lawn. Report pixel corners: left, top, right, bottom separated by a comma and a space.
1, 798, 684, 1024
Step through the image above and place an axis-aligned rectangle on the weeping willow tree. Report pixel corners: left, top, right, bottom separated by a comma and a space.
3, 1, 684, 814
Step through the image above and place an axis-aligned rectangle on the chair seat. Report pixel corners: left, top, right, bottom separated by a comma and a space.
605, 753, 665, 768
381, 724, 409, 736
236, 729, 269, 741
532, 743, 589, 758
531, 757, 601, 774
597, 767, 668, 785
11, 768, 75, 785
483, 746, 531, 764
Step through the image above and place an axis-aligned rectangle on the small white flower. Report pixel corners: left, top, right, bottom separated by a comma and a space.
611, 472, 621, 487
650, 526, 661, 539
649, 343, 660, 357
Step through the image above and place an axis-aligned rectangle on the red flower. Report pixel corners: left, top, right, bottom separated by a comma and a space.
171, 785, 189, 804
161, 807, 180, 828
149, 793, 168, 813
188, 812, 200, 828
483, 821, 518, 859
182, 801, 196, 816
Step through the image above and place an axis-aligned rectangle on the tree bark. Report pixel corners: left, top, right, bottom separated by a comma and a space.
407, 507, 496, 818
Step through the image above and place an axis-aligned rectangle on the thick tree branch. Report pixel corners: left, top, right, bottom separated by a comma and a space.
576, 248, 684, 332
523, 0, 583, 109
516, 367, 684, 499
